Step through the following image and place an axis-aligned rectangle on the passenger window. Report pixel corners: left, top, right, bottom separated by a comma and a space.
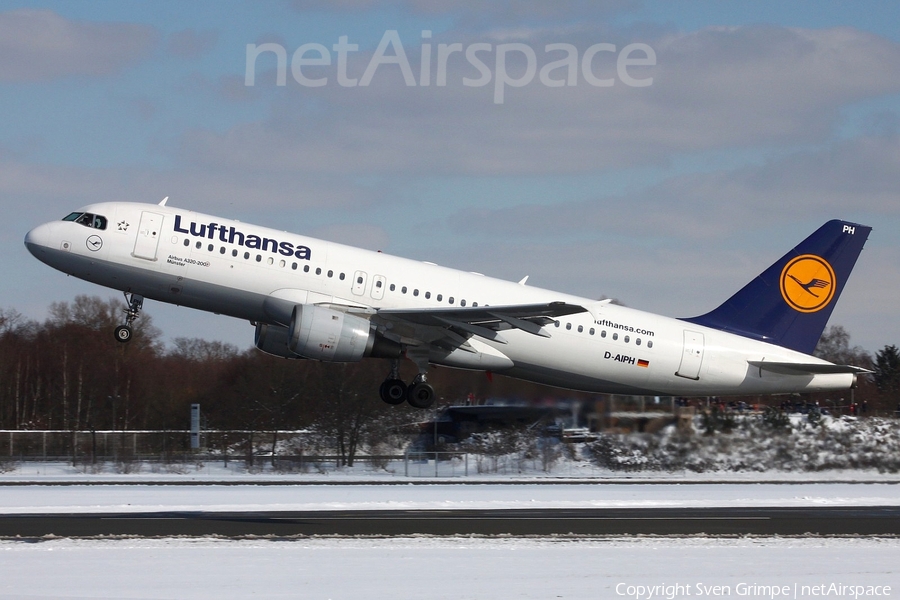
376, 280, 383, 288
304, 265, 310, 273
460, 299, 466, 307
208, 244, 214, 252
401, 286, 407, 294
316, 268, 322, 275
636, 338, 641, 346
357, 276, 364, 284
448, 297, 454, 304
437, 294, 443, 302
648, 341, 653, 349
196, 241, 202, 249
327, 270, 333, 278
566, 323, 572, 330
183, 239, 189, 247
577, 325, 583, 333
589, 328, 595, 335
624, 335, 630, 343
472, 302, 478, 307
292, 263, 298, 270
256, 255, 262, 262
244, 252, 250, 259
339, 273, 345, 280
612, 333, 618, 341
232, 249, 238, 257
413, 289, 419, 297
601, 330, 607, 338
425, 291, 430, 299
554, 321, 559, 327
390, 284, 396, 291
220, 247, 226, 254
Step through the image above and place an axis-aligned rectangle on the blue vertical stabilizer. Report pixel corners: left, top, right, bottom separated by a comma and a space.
682, 220, 871, 354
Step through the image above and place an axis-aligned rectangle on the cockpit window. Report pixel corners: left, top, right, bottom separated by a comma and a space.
63, 212, 107, 230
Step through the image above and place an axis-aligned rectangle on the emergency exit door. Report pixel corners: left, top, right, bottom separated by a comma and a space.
351, 270, 368, 296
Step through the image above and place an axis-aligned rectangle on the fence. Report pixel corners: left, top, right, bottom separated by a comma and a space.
1, 430, 302, 463
404, 452, 469, 477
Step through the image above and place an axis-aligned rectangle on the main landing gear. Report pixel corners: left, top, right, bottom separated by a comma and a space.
379, 359, 435, 409
114, 292, 143, 343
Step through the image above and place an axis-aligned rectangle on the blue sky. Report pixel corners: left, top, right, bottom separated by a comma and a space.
3, 1, 899, 355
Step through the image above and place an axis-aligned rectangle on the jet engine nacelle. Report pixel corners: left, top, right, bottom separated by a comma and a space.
287, 304, 401, 362
254, 322, 301, 359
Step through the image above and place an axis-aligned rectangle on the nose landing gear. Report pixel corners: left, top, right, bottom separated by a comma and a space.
114, 292, 143, 343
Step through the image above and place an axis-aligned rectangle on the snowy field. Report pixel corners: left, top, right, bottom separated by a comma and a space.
0, 481, 899, 514
1, 464, 898, 599
0, 461, 899, 514
0, 537, 897, 599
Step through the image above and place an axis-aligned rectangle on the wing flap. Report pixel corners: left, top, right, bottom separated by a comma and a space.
377, 301, 586, 338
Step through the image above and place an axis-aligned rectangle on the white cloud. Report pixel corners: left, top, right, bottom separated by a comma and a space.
0, 9, 158, 81
184, 25, 900, 179
291, 0, 638, 23
166, 29, 218, 60
435, 133, 900, 244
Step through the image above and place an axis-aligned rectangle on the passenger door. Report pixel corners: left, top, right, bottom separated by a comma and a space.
676, 330, 705, 380
133, 211, 163, 261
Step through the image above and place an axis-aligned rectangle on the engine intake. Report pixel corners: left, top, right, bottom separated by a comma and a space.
255, 322, 302, 359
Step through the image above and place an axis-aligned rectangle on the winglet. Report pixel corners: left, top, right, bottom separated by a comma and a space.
518, 276, 529, 285
683, 220, 871, 354
159, 196, 169, 207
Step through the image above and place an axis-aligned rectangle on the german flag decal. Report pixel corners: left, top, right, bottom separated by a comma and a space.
637, 359, 649, 368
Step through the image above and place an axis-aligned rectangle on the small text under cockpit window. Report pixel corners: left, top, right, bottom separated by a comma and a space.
63, 212, 107, 231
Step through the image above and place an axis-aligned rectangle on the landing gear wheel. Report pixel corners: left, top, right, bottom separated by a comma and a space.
114, 325, 133, 343
407, 381, 435, 409
115, 292, 144, 344
379, 379, 407, 405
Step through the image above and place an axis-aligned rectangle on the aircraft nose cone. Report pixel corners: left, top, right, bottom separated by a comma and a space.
24, 222, 52, 256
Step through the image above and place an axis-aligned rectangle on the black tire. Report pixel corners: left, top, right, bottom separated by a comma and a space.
114, 325, 133, 343
379, 379, 407, 405
406, 382, 435, 409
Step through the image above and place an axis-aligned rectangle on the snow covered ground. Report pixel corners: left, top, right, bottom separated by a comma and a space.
0, 537, 897, 599
0, 481, 898, 514
0, 461, 898, 514
1, 463, 898, 599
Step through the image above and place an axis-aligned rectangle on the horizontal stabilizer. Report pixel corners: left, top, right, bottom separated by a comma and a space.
748, 361, 873, 376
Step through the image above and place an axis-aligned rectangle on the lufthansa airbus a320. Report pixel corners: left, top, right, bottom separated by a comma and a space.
25, 198, 871, 408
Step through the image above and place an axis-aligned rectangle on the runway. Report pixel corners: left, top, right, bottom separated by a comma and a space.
3, 506, 900, 537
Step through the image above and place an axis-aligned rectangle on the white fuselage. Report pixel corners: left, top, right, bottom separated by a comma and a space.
25, 202, 854, 397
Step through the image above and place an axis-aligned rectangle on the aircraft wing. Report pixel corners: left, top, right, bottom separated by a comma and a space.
375, 301, 587, 345
747, 361, 873, 376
